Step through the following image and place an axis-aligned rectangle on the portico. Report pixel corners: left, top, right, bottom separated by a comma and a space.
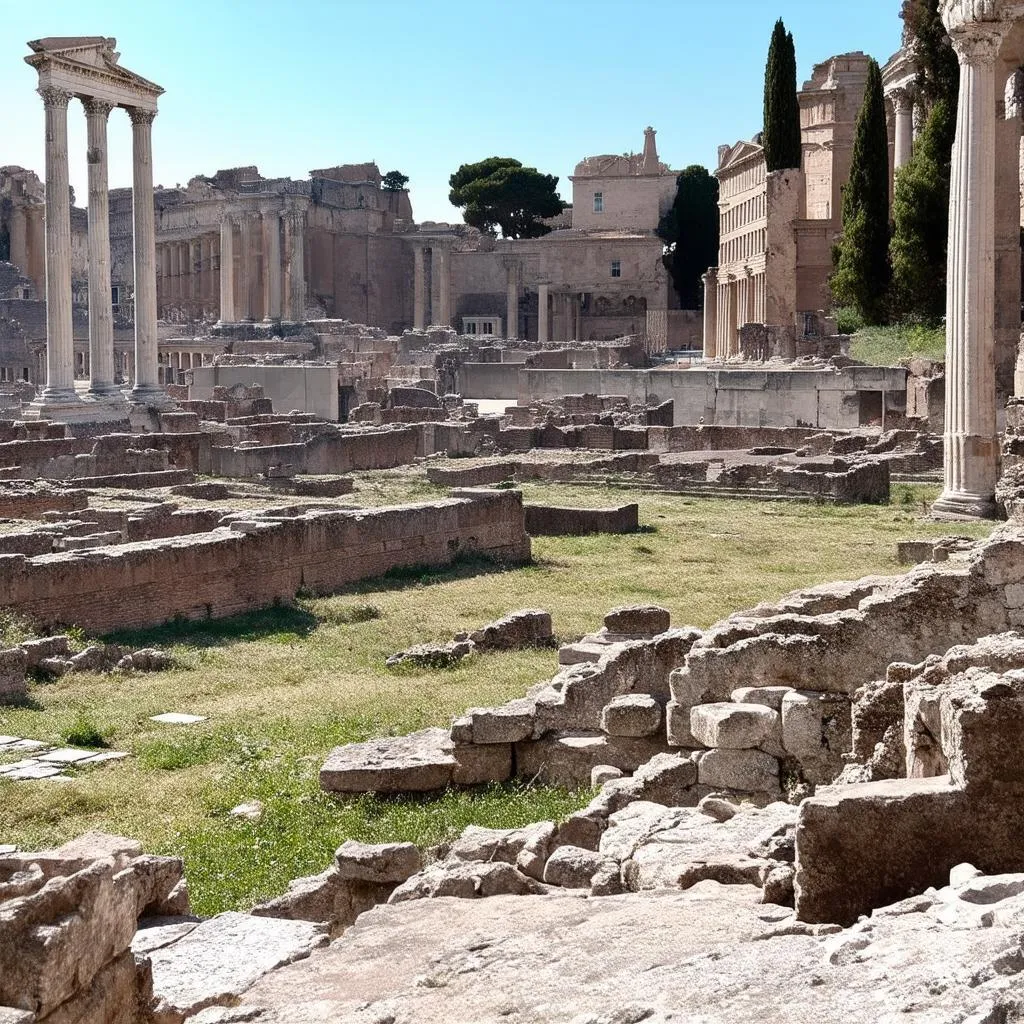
23, 36, 168, 418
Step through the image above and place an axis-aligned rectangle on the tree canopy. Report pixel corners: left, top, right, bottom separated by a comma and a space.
448, 158, 564, 239
381, 170, 409, 191
656, 165, 720, 309
831, 58, 891, 325
763, 19, 802, 172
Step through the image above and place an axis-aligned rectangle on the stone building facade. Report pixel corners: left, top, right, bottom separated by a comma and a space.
412, 127, 677, 346
703, 53, 872, 360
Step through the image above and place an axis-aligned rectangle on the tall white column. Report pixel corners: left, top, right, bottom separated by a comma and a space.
239, 213, 255, 321
128, 106, 163, 401
39, 86, 75, 402
83, 97, 116, 395
218, 217, 235, 323
413, 246, 426, 329
436, 245, 451, 325
262, 207, 282, 321
538, 283, 549, 343
892, 87, 915, 172
284, 206, 305, 321
934, 26, 1004, 518
9, 206, 27, 278
702, 268, 718, 360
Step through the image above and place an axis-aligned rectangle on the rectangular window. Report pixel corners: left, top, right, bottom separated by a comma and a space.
610, 260, 621, 278
593, 192, 603, 213
22, 368, 29, 381
482, 321, 493, 335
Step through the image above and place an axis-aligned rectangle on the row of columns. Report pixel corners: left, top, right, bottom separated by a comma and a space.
37, 86, 161, 406
703, 268, 766, 360
158, 236, 219, 308
218, 205, 306, 323
412, 244, 451, 329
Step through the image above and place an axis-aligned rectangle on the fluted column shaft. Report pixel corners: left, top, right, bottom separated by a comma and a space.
129, 107, 161, 398
436, 246, 451, 326
702, 268, 718, 360
538, 283, 549, 343
934, 27, 1004, 517
40, 87, 75, 399
239, 214, 255, 321
892, 88, 915, 172
84, 98, 116, 394
219, 218, 235, 323
262, 209, 282, 321
284, 208, 305, 320
9, 206, 28, 278
413, 246, 426, 329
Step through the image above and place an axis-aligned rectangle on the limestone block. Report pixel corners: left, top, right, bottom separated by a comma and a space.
690, 703, 779, 750
601, 694, 662, 737
0, 648, 26, 702
669, 664, 731, 707
591, 764, 624, 787
731, 685, 794, 711
780, 690, 851, 784
554, 810, 605, 852
448, 741, 512, 785
387, 861, 544, 903
604, 605, 670, 636
665, 701, 703, 748
448, 822, 556, 867
470, 609, 552, 650
35, 948, 151, 1024
20, 635, 70, 668
449, 715, 473, 744
335, 841, 422, 884
320, 728, 454, 795
696, 749, 780, 795
465, 698, 535, 744
697, 795, 739, 822
558, 640, 613, 666
147, 912, 329, 1022
515, 732, 669, 788
542, 846, 609, 889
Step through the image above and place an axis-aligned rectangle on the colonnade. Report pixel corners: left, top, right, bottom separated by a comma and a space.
412, 243, 451, 329
157, 235, 220, 316
704, 269, 766, 360
217, 203, 307, 324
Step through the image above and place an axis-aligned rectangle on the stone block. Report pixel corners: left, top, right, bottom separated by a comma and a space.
591, 764, 624, 787
465, 698, 535, 744
448, 742, 513, 786
696, 748, 780, 795
690, 702, 779, 750
604, 605, 670, 636
600, 694, 662, 737
731, 685, 794, 711
781, 690, 851, 784
665, 700, 703, 748
515, 732, 669, 788
469, 609, 552, 651
20, 635, 70, 668
334, 841, 422, 884
0, 648, 26, 702
542, 846, 608, 888
320, 728, 455, 795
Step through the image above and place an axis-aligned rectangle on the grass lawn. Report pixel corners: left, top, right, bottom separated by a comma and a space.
848, 322, 946, 365
0, 479, 993, 914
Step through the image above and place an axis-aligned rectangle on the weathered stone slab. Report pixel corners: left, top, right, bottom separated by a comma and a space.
463, 698, 535, 744
334, 842, 422, 884
320, 728, 455, 795
600, 693, 662, 737
696, 748, 780, 795
147, 911, 328, 1022
604, 605, 670, 636
690, 702, 779, 750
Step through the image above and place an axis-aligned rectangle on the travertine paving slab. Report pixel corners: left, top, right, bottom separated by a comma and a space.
150, 713, 208, 725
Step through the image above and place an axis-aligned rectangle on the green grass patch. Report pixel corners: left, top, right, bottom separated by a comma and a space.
848, 322, 945, 366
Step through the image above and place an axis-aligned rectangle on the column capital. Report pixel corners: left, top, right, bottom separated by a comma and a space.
81, 96, 114, 118
38, 86, 72, 109
949, 23, 1006, 65
127, 106, 157, 126
888, 85, 914, 113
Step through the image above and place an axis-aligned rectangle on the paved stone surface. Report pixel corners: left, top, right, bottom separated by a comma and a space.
150, 713, 208, 725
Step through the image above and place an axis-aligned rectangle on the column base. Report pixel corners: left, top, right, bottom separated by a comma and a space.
931, 489, 999, 520
24, 386, 130, 425
128, 384, 177, 410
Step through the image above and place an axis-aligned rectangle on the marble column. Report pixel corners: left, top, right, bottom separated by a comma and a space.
538, 283, 549, 343
200, 236, 211, 305
725, 278, 738, 358
934, 26, 1004, 518
284, 207, 305, 321
128, 107, 162, 400
239, 213, 255, 321
39, 87, 75, 402
190, 239, 200, 308
504, 260, 518, 339
892, 87, 915, 173
9, 206, 27, 278
702, 268, 718, 360
436, 246, 451, 326
413, 246, 426, 329
219, 217, 235, 323
83, 98, 116, 395
262, 208, 282, 321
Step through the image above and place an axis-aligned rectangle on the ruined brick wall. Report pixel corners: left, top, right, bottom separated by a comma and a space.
0, 490, 531, 632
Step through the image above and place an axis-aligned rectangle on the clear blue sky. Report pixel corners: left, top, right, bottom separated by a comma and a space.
2, 0, 903, 223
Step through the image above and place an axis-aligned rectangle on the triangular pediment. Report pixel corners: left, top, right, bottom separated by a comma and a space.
716, 139, 764, 173
25, 36, 163, 97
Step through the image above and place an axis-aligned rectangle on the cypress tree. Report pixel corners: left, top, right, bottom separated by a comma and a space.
888, 0, 959, 322
656, 166, 720, 309
831, 58, 891, 324
763, 19, 802, 171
